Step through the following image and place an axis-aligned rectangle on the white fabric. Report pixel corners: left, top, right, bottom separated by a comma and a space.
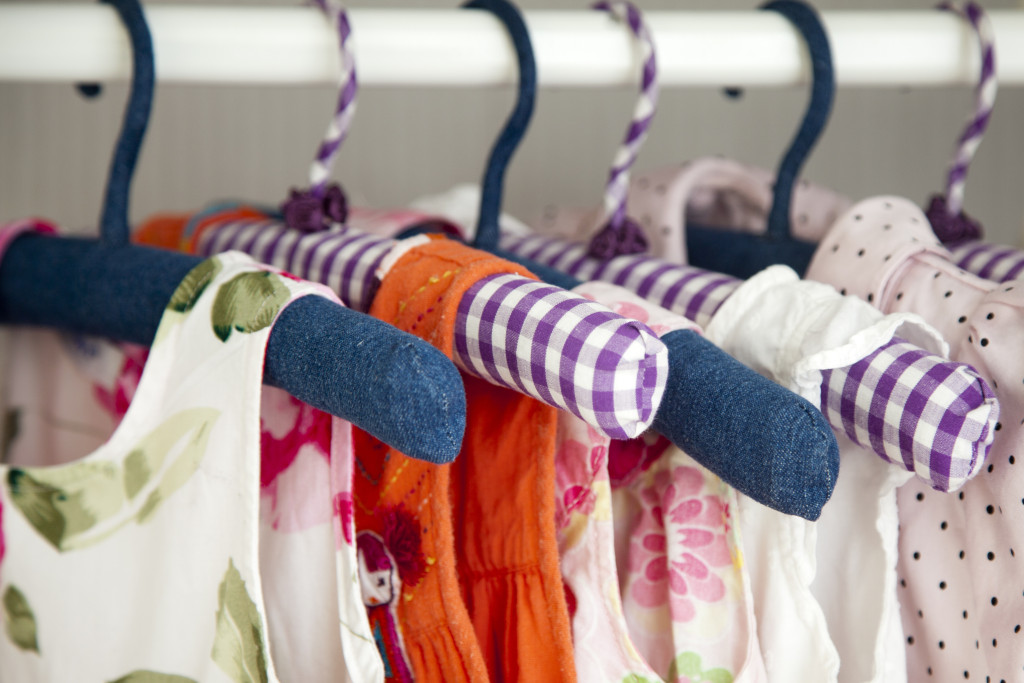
0, 253, 383, 682
706, 266, 938, 683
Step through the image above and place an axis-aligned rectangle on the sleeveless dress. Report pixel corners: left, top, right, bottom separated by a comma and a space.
0, 251, 376, 681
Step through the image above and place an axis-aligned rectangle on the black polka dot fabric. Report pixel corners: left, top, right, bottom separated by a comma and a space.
806, 196, 1024, 681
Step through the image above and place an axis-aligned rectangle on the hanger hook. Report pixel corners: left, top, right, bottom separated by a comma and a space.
925, 1, 995, 245
762, 0, 835, 242
586, 0, 659, 261
462, 0, 537, 252
96, 0, 155, 247
280, 0, 357, 233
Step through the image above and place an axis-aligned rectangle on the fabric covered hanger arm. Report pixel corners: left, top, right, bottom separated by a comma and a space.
0, 0, 466, 464
457, 0, 841, 521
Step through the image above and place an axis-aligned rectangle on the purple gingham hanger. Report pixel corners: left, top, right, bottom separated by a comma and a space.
493, 3, 999, 493
192, 0, 669, 441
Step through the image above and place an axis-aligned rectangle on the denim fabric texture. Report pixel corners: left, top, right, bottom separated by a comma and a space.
463, 0, 537, 253
684, 226, 817, 279
0, 236, 466, 465
2, 0, 467, 462
655, 329, 839, 520
95, 0, 154, 248
686, 0, 834, 279
436, 0, 841, 518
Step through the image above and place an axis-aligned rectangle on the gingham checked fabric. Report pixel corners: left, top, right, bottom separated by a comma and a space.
503, 232, 737, 328
949, 240, 1024, 283
820, 337, 995, 492
504, 229, 997, 491
195, 215, 391, 312
457, 273, 668, 438
193, 215, 668, 439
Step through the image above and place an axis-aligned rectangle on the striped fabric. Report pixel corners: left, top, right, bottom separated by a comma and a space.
949, 240, 1024, 283
194, 216, 668, 439
505, 229, 996, 490
503, 232, 738, 329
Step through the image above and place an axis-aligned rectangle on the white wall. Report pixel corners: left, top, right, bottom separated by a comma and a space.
3, 0, 1023, 247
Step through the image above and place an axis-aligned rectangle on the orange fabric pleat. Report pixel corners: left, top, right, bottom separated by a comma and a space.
364, 237, 577, 683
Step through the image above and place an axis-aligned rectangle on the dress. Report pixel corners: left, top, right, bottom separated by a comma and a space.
355, 235, 577, 682
806, 196, 1024, 683
0, 251, 378, 681
570, 281, 768, 683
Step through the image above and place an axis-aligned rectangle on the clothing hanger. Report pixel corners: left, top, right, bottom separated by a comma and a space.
448, 0, 842, 521
165, 0, 672, 442
928, 2, 1024, 284
0, 0, 467, 465
482, 0, 998, 495
682, 0, 832, 279
925, 1, 994, 247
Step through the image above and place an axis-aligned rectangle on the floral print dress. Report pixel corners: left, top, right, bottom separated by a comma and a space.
566, 282, 768, 683
0, 252, 380, 682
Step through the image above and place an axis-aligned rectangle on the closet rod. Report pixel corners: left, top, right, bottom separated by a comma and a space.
2, 5, 1024, 88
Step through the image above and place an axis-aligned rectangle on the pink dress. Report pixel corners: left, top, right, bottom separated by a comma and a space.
806, 196, 1024, 683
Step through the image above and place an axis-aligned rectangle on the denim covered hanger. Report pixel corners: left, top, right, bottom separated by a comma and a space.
0, 0, 467, 464
428, 0, 842, 521
684, 0, 832, 279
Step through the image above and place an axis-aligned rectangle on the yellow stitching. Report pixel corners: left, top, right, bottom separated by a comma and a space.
377, 459, 410, 499
392, 267, 462, 324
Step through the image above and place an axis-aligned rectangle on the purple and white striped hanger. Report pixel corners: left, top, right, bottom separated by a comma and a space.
499, 230, 995, 492
924, 1, 996, 245
449, 1, 997, 492
929, 3, 1024, 283
587, 0, 658, 259
192, 1, 670, 440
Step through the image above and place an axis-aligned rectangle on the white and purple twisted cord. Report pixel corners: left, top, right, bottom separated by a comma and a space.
502, 230, 994, 489
588, 0, 658, 258
194, 216, 668, 439
927, 1, 996, 243
310, 0, 357, 197
949, 241, 1024, 283
939, 1, 996, 216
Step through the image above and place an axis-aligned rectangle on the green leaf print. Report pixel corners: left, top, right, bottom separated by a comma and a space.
6, 463, 123, 549
665, 651, 734, 683
211, 558, 270, 683
668, 652, 703, 680
3, 585, 39, 653
107, 672, 197, 683
621, 675, 657, 683
210, 271, 291, 342
5, 407, 220, 551
702, 668, 735, 683
167, 257, 222, 314
154, 258, 224, 346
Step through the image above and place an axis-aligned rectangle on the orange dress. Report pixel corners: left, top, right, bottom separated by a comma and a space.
358, 236, 576, 683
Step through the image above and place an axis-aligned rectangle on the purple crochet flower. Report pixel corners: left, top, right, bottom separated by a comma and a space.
281, 182, 349, 232
587, 216, 649, 260
925, 194, 983, 246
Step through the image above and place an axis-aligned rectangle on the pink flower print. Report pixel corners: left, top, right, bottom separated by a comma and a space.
333, 492, 354, 546
563, 485, 596, 518
612, 300, 673, 336
260, 389, 332, 489
628, 465, 732, 624
554, 426, 607, 528
92, 343, 148, 425
608, 432, 671, 487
